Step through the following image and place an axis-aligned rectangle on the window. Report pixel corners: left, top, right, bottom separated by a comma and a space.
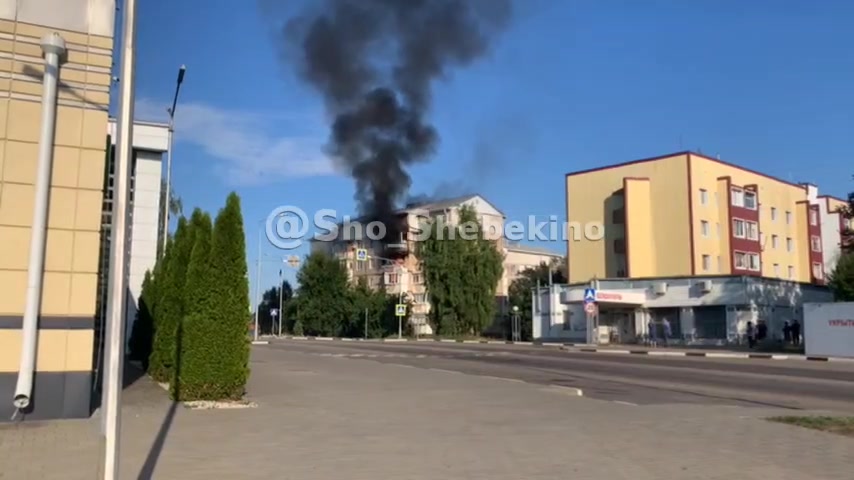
413, 273, 424, 284
701, 220, 710, 237
414, 293, 426, 303
810, 210, 818, 226
773, 263, 780, 277
743, 191, 757, 210
786, 237, 793, 252
731, 188, 744, 207
770, 207, 777, 221
612, 208, 625, 224
734, 251, 761, 271
812, 262, 823, 280
788, 266, 795, 279
613, 238, 626, 254
702, 255, 711, 272
386, 273, 399, 285
732, 218, 759, 240
810, 235, 822, 252
771, 235, 778, 249
699, 189, 708, 205
786, 211, 792, 224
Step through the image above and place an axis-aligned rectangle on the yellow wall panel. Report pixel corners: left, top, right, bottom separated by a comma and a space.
81, 109, 108, 149
624, 179, 655, 277
74, 189, 103, 231
2, 140, 38, 184
0, 100, 9, 138
86, 53, 112, 68
52, 146, 80, 188
10, 79, 42, 97
72, 230, 100, 273
59, 67, 87, 84
54, 106, 84, 147
6, 100, 41, 142
65, 330, 94, 371
0, 39, 13, 52
45, 228, 74, 272
0, 182, 35, 226
66, 49, 88, 65
78, 148, 105, 190
85, 71, 112, 87
68, 272, 97, 316
13, 40, 42, 58
0, 269, 26, 314
47, 187, 77, 230
41, 271, 70, 315
0, 225, 30, 270
89, 35, 113, 50
0, 19, 14, 34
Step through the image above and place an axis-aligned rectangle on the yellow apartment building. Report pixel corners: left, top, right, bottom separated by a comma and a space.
535, 151, 841, 345
0, 1, 115, 421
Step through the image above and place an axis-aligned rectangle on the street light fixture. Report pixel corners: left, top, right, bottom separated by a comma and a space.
161, 65, 186, 257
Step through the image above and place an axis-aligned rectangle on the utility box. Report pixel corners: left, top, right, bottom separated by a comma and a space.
803, 302, 854, 358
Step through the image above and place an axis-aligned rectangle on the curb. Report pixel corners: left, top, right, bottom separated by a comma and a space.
263, 336, 851, 362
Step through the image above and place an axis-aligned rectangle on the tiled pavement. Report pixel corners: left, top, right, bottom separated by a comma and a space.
1, 346, 852, 479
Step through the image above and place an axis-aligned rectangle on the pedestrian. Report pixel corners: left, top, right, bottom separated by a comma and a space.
746, 321, 757, 349
648, 320, 656, 346
792, 319, 801, 346
782, 321, 791, 345
662, 318, 672, 346
757, 321, 767, 342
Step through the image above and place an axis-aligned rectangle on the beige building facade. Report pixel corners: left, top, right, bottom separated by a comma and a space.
311, 194, 563, 335
0, 0, 115, 421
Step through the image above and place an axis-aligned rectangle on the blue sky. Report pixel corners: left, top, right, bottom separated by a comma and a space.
125, 0, 853, 298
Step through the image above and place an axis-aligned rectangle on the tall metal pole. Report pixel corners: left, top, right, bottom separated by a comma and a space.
277, 270, 283, 337
160, 66, 185, 257
103, 0, 136, 477
253, 226, 263, 342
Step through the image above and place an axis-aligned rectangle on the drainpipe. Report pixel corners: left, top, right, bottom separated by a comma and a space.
13, 33, 67, 412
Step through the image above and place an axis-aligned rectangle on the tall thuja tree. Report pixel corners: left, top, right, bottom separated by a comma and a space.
196, 192, 251, 399
149, 216, 194, 382
293, 252, 351, 336
171, 210, 214, 399
419, 206, 503, 336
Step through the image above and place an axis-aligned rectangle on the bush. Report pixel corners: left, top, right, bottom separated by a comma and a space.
171, 313, 247, 400
829, 253, 854, 301
128, 271, 155, 368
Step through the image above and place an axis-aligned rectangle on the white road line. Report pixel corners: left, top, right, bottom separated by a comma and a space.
545, 385, 584, 397
415, 354, 428, 358
479, 375, 526, 384
595, 350, 632, 355
613, 400, 638, 406
705, 353, 749, 359
647, 351, 686, 356
439, 339, 457, 343
429, 368, 462, 375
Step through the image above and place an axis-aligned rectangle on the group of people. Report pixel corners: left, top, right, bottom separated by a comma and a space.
647, 318, 672, 345
745, 319, 801, 349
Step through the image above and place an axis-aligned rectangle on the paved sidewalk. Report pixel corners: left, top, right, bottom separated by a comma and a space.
1, 346, 853, 479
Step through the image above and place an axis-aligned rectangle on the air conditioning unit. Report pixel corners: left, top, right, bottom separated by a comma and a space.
653, 282, 667, 295
699, 280, 713, 293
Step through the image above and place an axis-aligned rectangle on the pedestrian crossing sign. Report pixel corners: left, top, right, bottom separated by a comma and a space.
395, 304, 407, 317
356, 248, 368, 261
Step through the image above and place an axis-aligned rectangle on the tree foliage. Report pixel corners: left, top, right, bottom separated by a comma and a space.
292, 252, 353, 336
829, 252, 854, 301
418, 205, 504, 336
256, 280, 294, 335
129, 270, 154, 367
148, 217, 194, 382
839, 185, 853, 254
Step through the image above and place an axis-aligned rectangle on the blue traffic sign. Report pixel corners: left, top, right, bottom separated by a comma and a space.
583, 288, 596, 303
356, 248, 368, 261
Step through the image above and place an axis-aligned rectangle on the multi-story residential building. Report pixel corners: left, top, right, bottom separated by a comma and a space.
311, 194, 563, 335
536, 151, 844, 345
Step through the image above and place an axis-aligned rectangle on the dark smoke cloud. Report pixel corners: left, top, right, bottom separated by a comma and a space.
281, 0, 512, 239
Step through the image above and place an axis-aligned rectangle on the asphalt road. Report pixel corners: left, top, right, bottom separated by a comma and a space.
264, 339, 854, 412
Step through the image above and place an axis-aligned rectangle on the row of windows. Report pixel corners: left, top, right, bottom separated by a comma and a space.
699, 252, 824, 280
699, 218, 822, 253
698, 188, 820, 227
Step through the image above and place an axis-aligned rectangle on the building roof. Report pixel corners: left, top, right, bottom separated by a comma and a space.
402, 193, 505, 217
505, 243, 564, 257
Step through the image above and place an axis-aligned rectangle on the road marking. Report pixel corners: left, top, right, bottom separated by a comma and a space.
542, 343, 562, 348
545, 385, 584, 397
647, 351, 686, 356
705, 353, 749, 359
429, 368, 462, 375
415, 354, 427, 358
613, 400, 638, 406
479, 375, 525, 384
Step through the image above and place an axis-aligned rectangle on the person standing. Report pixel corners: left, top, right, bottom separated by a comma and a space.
782, 321, 791, 345
746, 321, 757, 349
648, 319, 656, 346
662, 318, 672, 347
792, 319, 802, 346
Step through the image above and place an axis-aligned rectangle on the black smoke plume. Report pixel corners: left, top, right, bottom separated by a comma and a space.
283, 0, 512, 242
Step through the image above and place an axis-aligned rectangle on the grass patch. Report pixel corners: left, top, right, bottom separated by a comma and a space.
768, 416, 854, 437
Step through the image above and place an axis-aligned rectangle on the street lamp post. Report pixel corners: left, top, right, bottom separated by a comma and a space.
161, 65, 186, 257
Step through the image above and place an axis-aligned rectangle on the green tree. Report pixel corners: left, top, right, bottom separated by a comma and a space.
293, 252, 352, 336
149, 216, 193, 382
347, 279, 398, 338
177, 192, 251, 400
183, 209, 214, 311
256, 280, 294, 335
157, 181, 184, 258
419, 205, 504, 336
829, 252, 854, 301
839, 186, 853, 253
